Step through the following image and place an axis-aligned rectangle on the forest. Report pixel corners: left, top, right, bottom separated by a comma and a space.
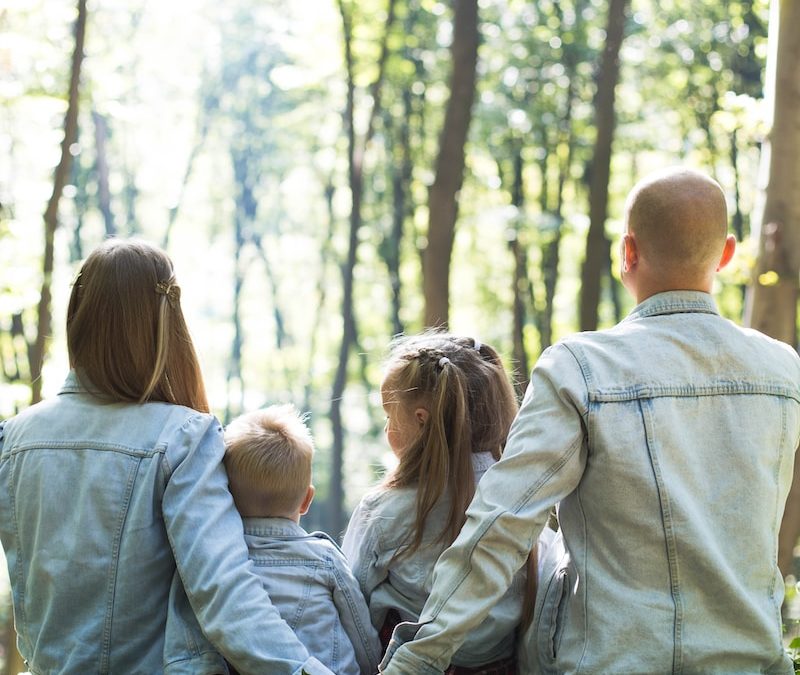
1, 0, 800, 670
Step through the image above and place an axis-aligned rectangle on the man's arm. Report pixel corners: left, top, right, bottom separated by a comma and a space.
381, 343, 589, 674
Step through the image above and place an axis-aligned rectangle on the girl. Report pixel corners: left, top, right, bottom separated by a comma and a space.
342, 332, 530, 674
0, 239, 330, 675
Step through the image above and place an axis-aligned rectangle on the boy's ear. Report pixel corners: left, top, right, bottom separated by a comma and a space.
299, 485, 315, 516
414, 407, 429, 428
716, 234, 736, 272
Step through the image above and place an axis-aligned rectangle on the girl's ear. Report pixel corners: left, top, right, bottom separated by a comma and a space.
414, 407, 429, 428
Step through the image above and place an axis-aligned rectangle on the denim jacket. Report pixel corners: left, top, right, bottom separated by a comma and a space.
343, 451, 526, 667
0, 372, 332, 675
239, 518, 381, 675
382, 291, 800, 675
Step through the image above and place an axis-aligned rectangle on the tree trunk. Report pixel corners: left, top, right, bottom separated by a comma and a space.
29, 0, 87, 406
329, 0, 396, 536
578, 0, 627, 332
744, 0, 800, 577
422, 0, 479, 328
507, 147, 530, 396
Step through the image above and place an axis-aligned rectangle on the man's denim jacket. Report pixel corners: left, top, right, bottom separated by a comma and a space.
0, 372, 331, 675
382, 291, 800, 675
343, 451, 526, 667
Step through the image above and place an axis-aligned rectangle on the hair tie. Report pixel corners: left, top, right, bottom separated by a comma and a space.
473, 339, 482, 352
438, 356, 450, 368
155, 279, 181, 304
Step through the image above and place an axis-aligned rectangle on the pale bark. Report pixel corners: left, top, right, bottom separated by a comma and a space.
744, 0, 800, 576
422, 0, 479, 328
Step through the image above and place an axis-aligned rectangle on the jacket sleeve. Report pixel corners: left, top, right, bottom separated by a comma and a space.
341, 495, 391, 622
380, 343, 589, 674
162, 413, 333, 675
329, 547, 383, 675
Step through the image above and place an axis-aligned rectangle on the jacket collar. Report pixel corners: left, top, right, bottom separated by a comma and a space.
624, 290, 719, 323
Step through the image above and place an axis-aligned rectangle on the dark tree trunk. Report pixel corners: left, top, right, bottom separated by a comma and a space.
329, 0, 396, 536
507, 147, 530, 396
578, 0, 628, 332
744, 0, 800, 577
30, 0, 87, 405
422, 0, 479, 328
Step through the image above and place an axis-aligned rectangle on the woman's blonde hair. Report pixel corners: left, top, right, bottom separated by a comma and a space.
67, 238, 209, 413
383, 332, 518, 559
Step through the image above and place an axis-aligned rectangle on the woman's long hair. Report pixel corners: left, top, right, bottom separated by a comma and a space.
383, 332, 518, 559
66, 238, 209, 413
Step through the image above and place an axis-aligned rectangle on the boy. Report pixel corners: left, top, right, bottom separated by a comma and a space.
380, 167, 800, 674
224, 405, 381, 675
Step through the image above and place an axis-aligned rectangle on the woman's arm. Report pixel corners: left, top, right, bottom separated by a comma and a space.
163, 413, 332, 675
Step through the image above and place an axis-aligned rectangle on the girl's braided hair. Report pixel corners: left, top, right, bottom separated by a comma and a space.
382, 332, 518, 559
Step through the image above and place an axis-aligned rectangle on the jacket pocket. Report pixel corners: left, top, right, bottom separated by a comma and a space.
536, 562, 571, 672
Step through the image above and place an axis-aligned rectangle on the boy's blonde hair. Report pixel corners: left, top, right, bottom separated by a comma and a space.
224, 405, 314, 517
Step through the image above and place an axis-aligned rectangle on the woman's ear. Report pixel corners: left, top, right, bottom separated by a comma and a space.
414, 407, 429, 428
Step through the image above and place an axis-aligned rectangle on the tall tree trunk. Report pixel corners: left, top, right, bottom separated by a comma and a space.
330, 0, 396, 536
578, 0, 627, 332
507, 147, 530, 396
744, 0, 800, 577
30, 0, 87, 405
422, 0, 479, 328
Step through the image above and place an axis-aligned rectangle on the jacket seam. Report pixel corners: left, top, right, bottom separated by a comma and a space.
639, 398, 683, 674
100, 456, 142, 673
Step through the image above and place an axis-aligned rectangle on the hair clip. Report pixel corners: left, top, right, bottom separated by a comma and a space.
438, 356, 451, 368
155, 279, 181, 304
473, 339, 482, 352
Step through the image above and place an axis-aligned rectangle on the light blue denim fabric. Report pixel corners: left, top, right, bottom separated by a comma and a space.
343, 451, 526, 667
0, 371, 332, 675
381, 291, 800, 675
240, 518, 381, 675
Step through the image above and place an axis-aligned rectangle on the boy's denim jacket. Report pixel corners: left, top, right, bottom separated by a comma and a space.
0, 372, 331, 675
343, 451, 526, 667
382, 291, 800, 675
239, 518, 381, 675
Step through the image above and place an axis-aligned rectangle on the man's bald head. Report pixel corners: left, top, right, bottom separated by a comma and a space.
624, 167, 728, 280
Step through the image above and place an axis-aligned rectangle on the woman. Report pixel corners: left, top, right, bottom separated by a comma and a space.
0, 239, 330, 674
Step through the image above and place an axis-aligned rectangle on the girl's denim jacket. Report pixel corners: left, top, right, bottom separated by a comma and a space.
0, 372, 331, 675
382, 291, 800, 675
343, 451, 526, 667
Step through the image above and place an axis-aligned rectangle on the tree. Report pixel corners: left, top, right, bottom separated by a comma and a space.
29, 0, 87, 405
422, 0, 479, 327
579, 0, 629, 332
744, 0, 800, 576
329, 0, 397, 534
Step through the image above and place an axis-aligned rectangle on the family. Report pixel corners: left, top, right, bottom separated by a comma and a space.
0, 166, 798, 675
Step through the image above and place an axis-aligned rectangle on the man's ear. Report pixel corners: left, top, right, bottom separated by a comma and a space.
414, 407, 429, 428
299, 485, 315, 516
621, 233, 638, 273
716, 234, 736, 272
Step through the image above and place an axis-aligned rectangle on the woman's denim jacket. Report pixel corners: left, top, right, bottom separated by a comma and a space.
0, 372, 331, 675
382, 291, 800, 675
343, 451, 526, 667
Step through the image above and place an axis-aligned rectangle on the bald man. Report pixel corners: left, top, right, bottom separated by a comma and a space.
380, 168, 800, 674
